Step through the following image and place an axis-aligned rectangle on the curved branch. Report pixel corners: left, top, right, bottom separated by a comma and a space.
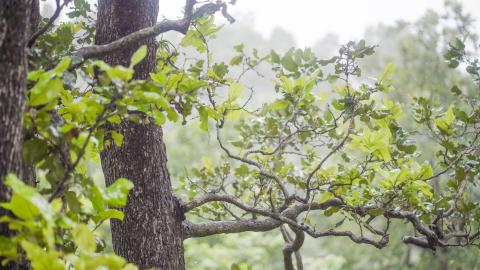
182, 193, 301, 230
384, 209, 440, 249
281, 225, 305, 270
183, 190, 477, 250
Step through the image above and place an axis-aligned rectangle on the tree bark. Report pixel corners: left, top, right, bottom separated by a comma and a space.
95, 1, 185, 269
0, 1, 33, 269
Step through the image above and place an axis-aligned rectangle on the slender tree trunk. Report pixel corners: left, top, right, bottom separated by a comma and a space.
95, 1, 185, 269
0, 1, 33, 269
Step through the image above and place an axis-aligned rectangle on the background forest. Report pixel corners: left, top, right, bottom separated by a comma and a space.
4, 0, 480, 269
162, 1, 480, 269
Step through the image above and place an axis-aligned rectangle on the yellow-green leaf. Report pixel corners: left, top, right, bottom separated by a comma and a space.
130, 45, 148, 68
445, 106, 455, 125
111, 131, 124, 147
228, 82, 244, 102
72, 224, 96, 253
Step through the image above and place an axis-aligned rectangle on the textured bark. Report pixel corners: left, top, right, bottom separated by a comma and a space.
0, 0, 32, 186
29, 0, 40, 38
95, 1, 185, 269
0, 1, 33, 269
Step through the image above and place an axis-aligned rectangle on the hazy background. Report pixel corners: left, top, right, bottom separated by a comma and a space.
160, 0, 480, 46
38, 0, 480, 269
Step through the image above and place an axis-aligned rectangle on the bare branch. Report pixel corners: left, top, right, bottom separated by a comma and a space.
402, 236, 431, 249
281, 225, 305, 270
304, 119, 354, 201
215, 126, 291, 200
308, 229, 388, 249
28, 0, 72, 47
384, 209, 440, 249
183, 219, 281, 238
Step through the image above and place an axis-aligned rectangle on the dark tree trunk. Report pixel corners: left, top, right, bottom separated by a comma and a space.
0, 1, 33, 269
95, 1, 185, 269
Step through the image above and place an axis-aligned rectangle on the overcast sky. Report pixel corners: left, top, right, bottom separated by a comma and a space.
160, 0, 480, 46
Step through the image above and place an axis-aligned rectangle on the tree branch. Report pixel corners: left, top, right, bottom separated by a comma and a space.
308, 229, 388, 249
28, 0, 72, 47
281, 225, 305, 270
74, 0, 235, 60
215, 126, 291, 201
183, 191, 480, 250
183, 218, 281, 238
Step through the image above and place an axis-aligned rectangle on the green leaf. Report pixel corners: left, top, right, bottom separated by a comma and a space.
450, 86, 462, 96
153, 111, 166, 125
30, 78, 63, 106
104, 178, 134, 207
228, 82, 244, 102
445, 106, 455, 125
21, 241, 64, 270
1, 174, 49, 220
53, 57, 71, 75
281, 52, 298, 72
318, 192, 334, 204
72, 224, 96, 253
150, 72, 167, 85
234, 43, 244, 52
448, 60, 459, 68
107, 66, 134, 81
65, 191, 82, 214
199, 106, 209, 131
270, 50, 280, 63
212, 62, 229, 79
23, 138, 49, 165
230, 55, 243, 66
452, 37, 465, 50
111, 131, 124, 147
0, 236, 18, 261
130, 45, 148, 68
98, 209, 125, 221
378, 63, 395, 82
434, 118, 452, 135
107, 115, 122, 124
1, 194, 39, 220
234, 164, 249, 177
324, 206, 340, 216
395, 168, 410, 184
466, 65, 478, 75
83, 253, 131, 269
268, 100, 290, 111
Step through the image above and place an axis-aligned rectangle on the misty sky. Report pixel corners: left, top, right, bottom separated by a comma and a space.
160, 0, 480, 46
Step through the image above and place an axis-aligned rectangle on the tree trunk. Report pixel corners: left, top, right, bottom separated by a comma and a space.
0, 1, 33, 269
95, 1, 185, 269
